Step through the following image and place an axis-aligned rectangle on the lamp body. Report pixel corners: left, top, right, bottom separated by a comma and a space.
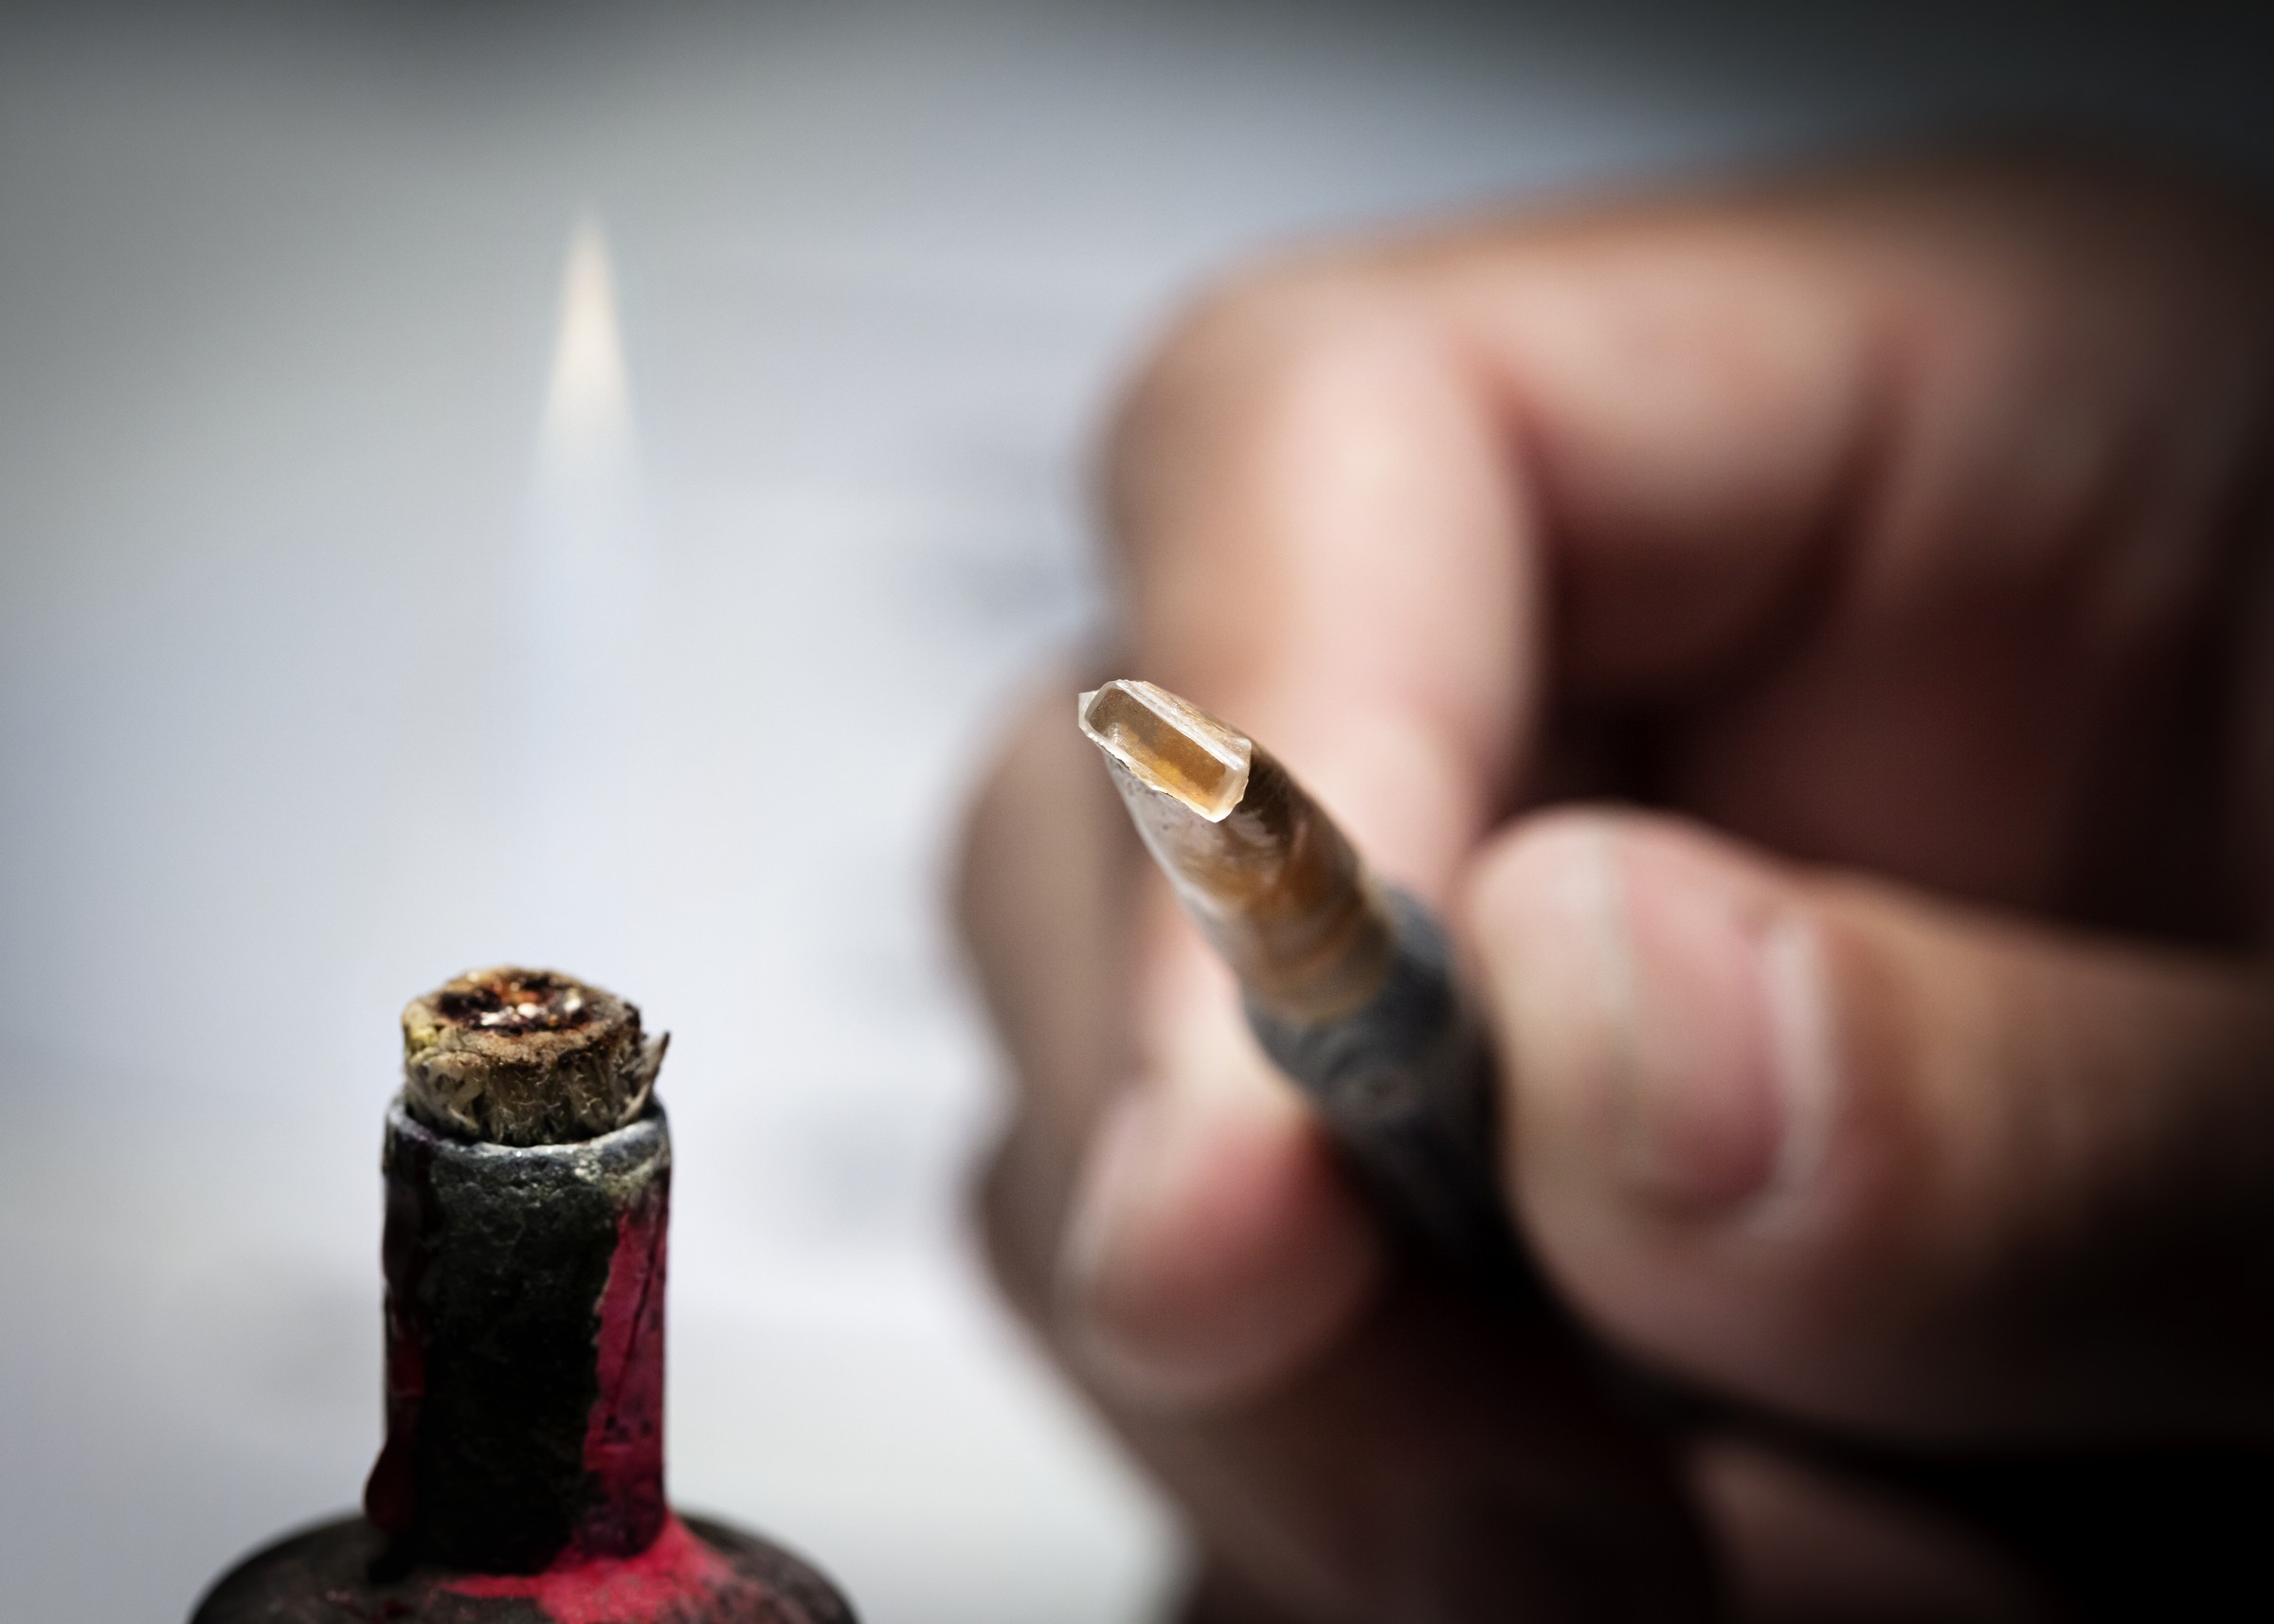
191, 1102, 853, 1624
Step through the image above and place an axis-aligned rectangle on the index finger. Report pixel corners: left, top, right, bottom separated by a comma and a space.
1106, 182, 1871, 900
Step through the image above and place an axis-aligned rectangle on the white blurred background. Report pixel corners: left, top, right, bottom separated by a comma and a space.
4, 3, 2273, 1619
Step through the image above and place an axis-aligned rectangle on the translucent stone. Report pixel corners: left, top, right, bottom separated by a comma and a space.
1077, 678, 1252, 821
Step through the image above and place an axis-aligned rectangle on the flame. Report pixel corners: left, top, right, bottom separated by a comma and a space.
541, 215, 632, 457
510, 213, 646, 965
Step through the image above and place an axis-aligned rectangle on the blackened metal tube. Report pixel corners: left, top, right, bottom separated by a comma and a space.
363, 1100, 671, 1571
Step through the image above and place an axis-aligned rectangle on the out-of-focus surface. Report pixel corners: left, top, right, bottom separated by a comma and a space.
4, 3, 2272, 1620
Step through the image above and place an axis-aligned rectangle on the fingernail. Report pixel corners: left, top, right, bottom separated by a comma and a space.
1595, 828, 1829, 1210
1056, 1079, 1174, 1336
1056, 1066, 1256, 1407
1054, 1017, 1383, 1407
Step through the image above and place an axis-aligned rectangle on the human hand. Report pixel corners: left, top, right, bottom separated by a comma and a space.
957, 147, 2274, 1620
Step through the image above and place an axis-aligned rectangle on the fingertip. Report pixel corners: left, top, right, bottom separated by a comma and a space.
1055, 1020, 1385, 1411
1466, 808, 1820, 1216
1462, 810, 1850, 1393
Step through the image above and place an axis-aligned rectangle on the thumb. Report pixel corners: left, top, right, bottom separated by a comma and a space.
1466, 807, 2274, 1445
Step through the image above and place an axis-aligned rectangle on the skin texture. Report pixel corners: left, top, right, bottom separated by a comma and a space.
955, 147, 2274, 1620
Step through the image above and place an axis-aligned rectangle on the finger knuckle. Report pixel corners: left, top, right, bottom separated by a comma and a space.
1103, 249, 1422, 516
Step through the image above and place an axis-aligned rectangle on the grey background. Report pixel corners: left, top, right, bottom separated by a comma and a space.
4, 3, 2272, 1620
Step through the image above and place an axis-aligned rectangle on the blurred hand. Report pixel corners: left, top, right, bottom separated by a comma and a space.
956, 147, 2274, 1621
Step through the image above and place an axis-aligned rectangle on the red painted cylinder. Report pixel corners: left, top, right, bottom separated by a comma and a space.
190, 1096, 854, 1623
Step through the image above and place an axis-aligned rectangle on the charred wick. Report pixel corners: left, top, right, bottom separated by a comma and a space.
431, 970, 600, 1036
403, 965, 668, 1147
